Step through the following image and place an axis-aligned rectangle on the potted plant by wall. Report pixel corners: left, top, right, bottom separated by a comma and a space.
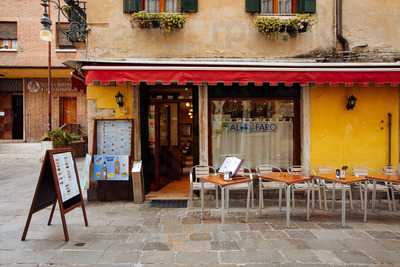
42, 128, 82, 156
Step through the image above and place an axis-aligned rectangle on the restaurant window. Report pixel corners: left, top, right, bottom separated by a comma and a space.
56, 23, 75, 50
0, 22, 17, 50
145, 0, 180, 12
210, 87, 299, 169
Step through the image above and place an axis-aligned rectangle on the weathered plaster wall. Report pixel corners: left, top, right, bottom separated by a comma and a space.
310, 86, 399, 171
342, 0, 400, 53
84, 0, 335, 59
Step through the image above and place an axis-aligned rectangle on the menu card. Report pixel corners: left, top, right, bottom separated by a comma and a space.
53, 152, 80, 202
218, 156, 243, 177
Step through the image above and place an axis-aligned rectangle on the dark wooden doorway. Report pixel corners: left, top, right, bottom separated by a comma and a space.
60, 97, 77, 126
12, 95, 23, 139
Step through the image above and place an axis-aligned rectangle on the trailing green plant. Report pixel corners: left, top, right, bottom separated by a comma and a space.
132, 12, 186, 32
254, 14, 314, 39
42, 128, 80, 148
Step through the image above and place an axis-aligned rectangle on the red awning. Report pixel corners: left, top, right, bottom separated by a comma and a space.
82, 63, 400, 87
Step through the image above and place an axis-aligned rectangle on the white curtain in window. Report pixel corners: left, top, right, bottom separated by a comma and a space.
212, 120, 294, 169
261, 0, 274, 14
165, 0, 176, 12
278, 0, 292, 14
146, 0, 160, 12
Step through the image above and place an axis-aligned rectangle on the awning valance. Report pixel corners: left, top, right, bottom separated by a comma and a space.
82, 63, 400, 87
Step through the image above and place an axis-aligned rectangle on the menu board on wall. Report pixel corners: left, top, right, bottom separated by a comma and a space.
53, 152, 80, 202
96, 120, 132, 155
93, 155, 129, 181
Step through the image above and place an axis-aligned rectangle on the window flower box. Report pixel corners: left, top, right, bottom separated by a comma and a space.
132, 12, 186, 32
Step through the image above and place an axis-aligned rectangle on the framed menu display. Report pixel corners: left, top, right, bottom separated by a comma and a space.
21, 148, 88, 242
96, 120, 133, 155
218, 156, 243, 177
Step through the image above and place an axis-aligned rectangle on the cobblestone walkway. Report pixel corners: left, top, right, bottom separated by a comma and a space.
1, 144, 400, 266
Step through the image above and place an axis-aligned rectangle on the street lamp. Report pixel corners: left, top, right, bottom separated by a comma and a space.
40, 4, 53, 42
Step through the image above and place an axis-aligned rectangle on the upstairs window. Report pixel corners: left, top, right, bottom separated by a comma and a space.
0, 22, 17, 51
124, 0, 197, 13
246, 0, 315, 15
56, 23, 75, 50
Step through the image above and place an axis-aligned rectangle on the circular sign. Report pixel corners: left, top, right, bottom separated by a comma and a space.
27, 80, 41, 93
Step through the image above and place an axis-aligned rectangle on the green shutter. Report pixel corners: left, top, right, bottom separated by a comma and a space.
298, 0, 316, 13
124, 0, 141, 13
181, 0, 198, 13
246, 0, 261, 13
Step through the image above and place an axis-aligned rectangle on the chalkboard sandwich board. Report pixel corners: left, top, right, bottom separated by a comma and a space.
21, 148, 88, 242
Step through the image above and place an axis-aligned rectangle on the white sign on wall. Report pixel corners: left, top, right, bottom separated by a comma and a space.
96, 120, 132, 155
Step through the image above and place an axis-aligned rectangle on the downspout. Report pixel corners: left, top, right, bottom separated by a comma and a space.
336, 0, 350, 57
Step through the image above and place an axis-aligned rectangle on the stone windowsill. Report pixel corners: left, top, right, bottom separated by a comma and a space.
0, 48, 17, 52
55, 49, 77, 53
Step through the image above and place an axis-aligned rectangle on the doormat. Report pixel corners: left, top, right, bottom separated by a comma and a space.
150, 200, 188, 208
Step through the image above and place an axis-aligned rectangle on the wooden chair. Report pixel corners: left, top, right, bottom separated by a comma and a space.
189, 165, 218, 208
316, 167, 353, 210
225, 166, 254, 212
257, 164, 285, 214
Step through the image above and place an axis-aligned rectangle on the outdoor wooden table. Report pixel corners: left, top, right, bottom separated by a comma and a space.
258, 172, 312, 227
316, 174, 367, 226
365, 173, 400, 219
199, 175, 252, 223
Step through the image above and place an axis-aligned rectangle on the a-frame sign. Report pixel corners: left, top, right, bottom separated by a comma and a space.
21, 148, 88, 241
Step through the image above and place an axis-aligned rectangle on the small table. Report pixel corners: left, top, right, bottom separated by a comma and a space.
316, 174, 367, 226
259, 172, 312, 227
199, 175, 252, 223
365, 173, 400, 219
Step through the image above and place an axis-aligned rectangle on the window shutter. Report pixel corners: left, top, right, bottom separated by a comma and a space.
124, 0, 142, 13
181, 0, 198, 13
297, 0, 316, 13
0, 22, 17, 40
246, 0, 261, 13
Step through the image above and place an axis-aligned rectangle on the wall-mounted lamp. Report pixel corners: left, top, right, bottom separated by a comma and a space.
346, 95, 357, 110
115, 91, 124, 107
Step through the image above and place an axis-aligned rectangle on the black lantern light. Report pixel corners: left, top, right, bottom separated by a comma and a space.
346, 95, 357, 110
115, 91, 124, 107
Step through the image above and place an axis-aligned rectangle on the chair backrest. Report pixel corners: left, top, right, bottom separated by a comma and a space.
190, 165, 216, 183
257, 164, 282, 175
236, 166, 254, 180
353, 166, 369, 177
289, 165, 304, 175
383, 165, 398, 176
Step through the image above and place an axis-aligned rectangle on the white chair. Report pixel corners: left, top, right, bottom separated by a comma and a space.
316, 167, 353, 210
225, 166, 254, 211
189, 165, 218, 208
288, 165, 319, 208
361, 166, 395, 210
257, 164, 285, 214
388, 166, 400, 211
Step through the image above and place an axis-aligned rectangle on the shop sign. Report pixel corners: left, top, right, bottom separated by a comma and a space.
26, 79, 74, 93
93, 155, 129, 181
223, 122, 277, 133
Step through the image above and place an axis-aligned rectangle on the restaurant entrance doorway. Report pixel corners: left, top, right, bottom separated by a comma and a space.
141, 86, 199, 199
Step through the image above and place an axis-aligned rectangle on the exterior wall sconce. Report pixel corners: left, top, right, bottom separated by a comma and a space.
346, 95, 357, 110
115, 91, 124, 107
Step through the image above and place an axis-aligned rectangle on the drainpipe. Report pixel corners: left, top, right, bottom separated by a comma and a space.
388, 113, 392, 166
336, 0, 350, 56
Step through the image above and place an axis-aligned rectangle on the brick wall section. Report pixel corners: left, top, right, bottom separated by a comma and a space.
0, 0, 80, 67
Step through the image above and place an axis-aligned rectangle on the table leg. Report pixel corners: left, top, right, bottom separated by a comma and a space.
201, 179, 204, 221
307, 182, 311, 221
372, 180, 376, 212
259, 179, 262, 216
286, 184, 291, 227
246, 182, 251, 222
221, 186, 225, 224
311, 179, 315, 210
364, 180, 368, 223
332, 187, 336, 210
341, 186, 346, 227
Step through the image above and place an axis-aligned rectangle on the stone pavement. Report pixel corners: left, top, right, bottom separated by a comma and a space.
1, 143, 400, 266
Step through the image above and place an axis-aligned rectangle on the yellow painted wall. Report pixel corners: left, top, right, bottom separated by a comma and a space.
310, 86, 399, 172
87, 85, 134, 119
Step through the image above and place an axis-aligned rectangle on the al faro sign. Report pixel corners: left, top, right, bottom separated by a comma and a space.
223, 122, 277, 133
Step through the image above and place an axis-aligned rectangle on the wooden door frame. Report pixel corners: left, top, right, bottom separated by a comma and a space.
59, 96, 77, 126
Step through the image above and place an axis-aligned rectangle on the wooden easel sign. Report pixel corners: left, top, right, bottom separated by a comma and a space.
21, 148, 88, 241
